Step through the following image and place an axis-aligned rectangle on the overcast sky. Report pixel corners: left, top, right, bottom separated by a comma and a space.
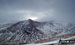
0, 0, 75, 24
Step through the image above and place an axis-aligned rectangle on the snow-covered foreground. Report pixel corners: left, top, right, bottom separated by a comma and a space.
26, 36, 75, 45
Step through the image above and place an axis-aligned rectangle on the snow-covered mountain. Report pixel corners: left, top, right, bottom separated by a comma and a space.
0, 19, 75, 44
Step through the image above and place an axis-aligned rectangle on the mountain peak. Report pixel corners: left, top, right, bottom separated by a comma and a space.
28, 19, 33, 21
28, 19, 34, 23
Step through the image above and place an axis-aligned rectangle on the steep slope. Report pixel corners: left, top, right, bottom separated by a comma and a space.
0, 19, 45, 43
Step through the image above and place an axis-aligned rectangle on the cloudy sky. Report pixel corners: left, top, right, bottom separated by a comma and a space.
0, 0, 75, 24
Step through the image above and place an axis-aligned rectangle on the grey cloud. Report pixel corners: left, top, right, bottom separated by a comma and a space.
0, 0, 74, 24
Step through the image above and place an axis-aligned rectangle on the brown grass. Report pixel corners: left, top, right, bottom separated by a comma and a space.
34, 34, 75, 43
